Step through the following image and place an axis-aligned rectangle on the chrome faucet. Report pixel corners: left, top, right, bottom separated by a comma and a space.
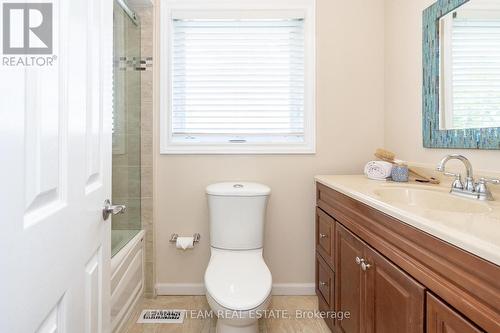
436, 154, 499, 201
437, 154, 475, 191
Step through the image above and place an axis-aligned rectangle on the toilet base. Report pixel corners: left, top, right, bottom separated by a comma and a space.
216, 318, 259, 333
206, 293, 271, 333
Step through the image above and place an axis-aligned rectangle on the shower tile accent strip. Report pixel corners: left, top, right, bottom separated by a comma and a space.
136, 5, 155, 298
115, 56, 153, 71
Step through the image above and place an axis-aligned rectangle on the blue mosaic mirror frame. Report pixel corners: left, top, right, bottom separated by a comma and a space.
423, 0, 500, 149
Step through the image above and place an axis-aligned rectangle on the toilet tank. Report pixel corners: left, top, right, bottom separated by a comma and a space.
206, 182, 271, 250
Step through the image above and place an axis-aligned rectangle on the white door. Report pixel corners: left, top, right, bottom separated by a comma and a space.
0, 0, 113, 332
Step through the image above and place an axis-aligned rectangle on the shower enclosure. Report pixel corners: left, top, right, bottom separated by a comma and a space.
112, 0, 142, 257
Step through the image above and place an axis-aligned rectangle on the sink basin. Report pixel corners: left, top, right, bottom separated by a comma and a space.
373, 188, 492, 214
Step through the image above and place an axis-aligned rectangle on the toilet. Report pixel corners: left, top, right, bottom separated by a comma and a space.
204, 182, 272, 333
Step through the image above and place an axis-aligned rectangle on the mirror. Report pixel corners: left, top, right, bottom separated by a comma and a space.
423, 0, 500, 149
439, 0, 500, 130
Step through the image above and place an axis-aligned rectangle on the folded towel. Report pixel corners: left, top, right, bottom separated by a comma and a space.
364, 161, 393, 180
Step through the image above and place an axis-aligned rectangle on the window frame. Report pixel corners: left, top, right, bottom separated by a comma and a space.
160, 0, 316, 154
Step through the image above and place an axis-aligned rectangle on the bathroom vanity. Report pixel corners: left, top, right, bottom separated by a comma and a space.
314, 176, 500, 333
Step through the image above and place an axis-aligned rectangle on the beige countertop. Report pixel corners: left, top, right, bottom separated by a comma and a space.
315, 175, 500, 267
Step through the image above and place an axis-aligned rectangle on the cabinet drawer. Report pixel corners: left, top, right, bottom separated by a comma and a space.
316, 207, 335, 269
427, 293, 484, 333
316, 252, 335, 309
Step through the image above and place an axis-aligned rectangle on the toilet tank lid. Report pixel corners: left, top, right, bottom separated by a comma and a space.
206, 182, 271, 197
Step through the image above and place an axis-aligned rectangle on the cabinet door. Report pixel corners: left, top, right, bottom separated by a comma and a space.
364, 246, 425, 333
427, 293, 483, 333
336, 224, 365, 333
316, 207, 335, 268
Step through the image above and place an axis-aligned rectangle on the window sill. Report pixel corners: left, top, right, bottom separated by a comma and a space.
160, 143, 316, 155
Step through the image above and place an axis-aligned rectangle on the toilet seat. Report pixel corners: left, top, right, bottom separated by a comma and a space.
205, 248, 272, 311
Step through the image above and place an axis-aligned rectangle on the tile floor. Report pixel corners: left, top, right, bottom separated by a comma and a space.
122, 296, 331, 333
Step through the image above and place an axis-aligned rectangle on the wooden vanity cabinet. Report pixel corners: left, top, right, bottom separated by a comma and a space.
315, 182, 500, 333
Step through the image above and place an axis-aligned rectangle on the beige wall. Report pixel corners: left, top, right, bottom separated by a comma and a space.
153, 0, 386, 286
384, 0, 500, 173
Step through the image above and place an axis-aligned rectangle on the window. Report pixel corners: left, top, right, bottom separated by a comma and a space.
440, 4, 500, 129
160, 0, 315, 154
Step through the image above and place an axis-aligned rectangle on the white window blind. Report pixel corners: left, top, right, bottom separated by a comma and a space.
449, 16, 500, 128
171, 18, 306, 144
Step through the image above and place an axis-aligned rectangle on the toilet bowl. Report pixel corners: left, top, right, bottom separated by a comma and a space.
205, 182, 272, 333
205, 248, 272, 333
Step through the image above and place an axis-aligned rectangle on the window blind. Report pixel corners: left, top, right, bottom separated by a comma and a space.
171, 18, 305, 143
450, 17, 500, 128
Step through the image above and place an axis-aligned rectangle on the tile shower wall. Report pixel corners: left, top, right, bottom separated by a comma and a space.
136, 6, 155, 297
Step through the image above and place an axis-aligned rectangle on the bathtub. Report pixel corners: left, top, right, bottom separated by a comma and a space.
111, 229, 145, 333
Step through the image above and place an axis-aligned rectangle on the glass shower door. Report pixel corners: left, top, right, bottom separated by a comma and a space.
112, 1, 142, 257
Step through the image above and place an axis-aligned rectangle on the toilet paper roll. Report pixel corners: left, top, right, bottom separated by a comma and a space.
176, 237, 194, 250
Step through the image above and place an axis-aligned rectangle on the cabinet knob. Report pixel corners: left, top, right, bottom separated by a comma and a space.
355, 256, 364, 265
361, 262, 372, 271
319, 233, 328, 239
319, 281, 328, 287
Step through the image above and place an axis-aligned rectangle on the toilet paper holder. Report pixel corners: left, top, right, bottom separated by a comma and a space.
169, 233, 201, 243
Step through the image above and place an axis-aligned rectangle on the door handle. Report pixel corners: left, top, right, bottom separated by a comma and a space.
102, 199, 127, 221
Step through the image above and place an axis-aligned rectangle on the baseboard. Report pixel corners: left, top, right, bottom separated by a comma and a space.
155, 283, 315, 296
156, 283, 206, 295
272, 283, 315, 295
